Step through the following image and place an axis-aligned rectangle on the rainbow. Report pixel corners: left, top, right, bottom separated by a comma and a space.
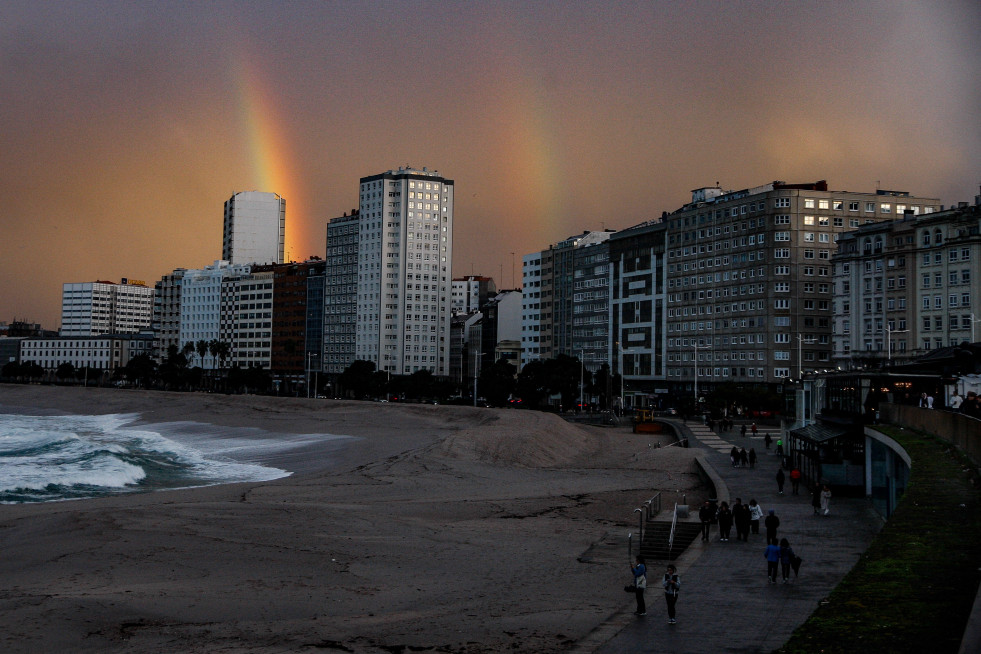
233, 56, 304, 262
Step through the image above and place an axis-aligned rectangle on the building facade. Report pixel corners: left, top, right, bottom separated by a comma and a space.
252, 259, 326, 385
324, 211, 360, 375
661, 181, 940, 394
608, 220, 669, 407
833, 201, 980, 368
222, 191, 286, 266
152, 269, 185, 361
178, 261, 251, 369
61, 279, 154, 336
20, 332, 154, 375
451, 276, 496, 315
522, 231, 612, 371
354, 167, 454, 376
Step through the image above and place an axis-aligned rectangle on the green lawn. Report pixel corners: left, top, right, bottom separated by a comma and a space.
776, 425, 981, 654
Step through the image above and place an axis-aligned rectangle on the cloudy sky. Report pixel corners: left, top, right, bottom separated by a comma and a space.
2, 1, 979, 328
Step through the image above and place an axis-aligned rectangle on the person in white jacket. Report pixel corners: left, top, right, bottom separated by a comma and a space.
748, 499, 764, 535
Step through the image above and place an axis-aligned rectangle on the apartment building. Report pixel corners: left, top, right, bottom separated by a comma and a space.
833, 201, 980, 368
354, 167, 454, 376
661, 180, 940, 392
61, 279, 154, 336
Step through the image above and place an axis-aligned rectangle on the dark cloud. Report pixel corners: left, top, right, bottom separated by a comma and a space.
1, 1, 978, 327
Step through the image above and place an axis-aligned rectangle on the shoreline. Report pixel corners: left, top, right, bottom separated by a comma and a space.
0, 385, 705, 653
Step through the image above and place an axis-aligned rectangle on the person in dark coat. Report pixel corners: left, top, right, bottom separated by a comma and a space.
764, 509, 780, 545
739, 447, 748, 467
764, 433, 772, 449
716, 501, 733, 542
748, 447, 757, 468
740, 424, 747, 437
775, 468, 785, 495
698, 501, 714, 541
733, 498, 751, 541
778, 538, 796, 583
730, 446, 739, 468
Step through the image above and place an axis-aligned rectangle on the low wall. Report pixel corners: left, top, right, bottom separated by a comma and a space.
880, 403, 981, 466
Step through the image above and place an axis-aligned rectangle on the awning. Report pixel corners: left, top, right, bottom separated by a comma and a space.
790, 423, 849, 443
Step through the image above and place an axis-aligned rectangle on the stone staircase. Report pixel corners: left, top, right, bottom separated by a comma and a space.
638, 520, 703, 561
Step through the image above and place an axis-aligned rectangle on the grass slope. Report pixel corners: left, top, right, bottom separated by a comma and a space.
776, 425, 981, 654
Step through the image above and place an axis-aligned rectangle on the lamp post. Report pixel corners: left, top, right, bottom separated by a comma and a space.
886, 325, 908, 363
579, 350, 584, 412
693, 341, 699, 404
796, 333, 815, 378
971, 313, 981, 343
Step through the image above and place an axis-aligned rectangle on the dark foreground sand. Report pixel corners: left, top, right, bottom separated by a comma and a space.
0, 385, 704, 653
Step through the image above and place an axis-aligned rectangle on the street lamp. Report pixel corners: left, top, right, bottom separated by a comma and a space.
886, 325, 908, 363
796, 333, 815, 378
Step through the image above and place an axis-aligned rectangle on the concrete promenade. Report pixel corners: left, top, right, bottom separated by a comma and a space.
585, 418, 883, 654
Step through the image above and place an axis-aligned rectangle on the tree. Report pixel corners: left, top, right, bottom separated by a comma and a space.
56, 362, 76, 381
21, 361, 44, 382
339, 360, 379, 399
479, 359, 517, 407
514, 359, 549, 409
1, 361, 21, 380
123, 354, 157, 388
208, 339, 220, 369
196, 340, 209, 368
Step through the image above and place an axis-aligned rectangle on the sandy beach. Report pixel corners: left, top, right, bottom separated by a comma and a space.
0, 385, 705, 653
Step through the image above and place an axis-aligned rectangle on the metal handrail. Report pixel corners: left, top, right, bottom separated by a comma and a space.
644, 492, 662, 520
668, 503, 679, 556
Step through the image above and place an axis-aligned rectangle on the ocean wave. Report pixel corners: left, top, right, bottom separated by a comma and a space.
0, 411, 302, 503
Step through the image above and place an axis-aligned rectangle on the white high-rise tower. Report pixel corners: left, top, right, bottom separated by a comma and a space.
223, 191, 286, 265
354, 167, 454, 376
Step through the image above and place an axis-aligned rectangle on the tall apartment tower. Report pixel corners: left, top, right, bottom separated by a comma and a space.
223, 191, 286, 265
355, 167, 454, 376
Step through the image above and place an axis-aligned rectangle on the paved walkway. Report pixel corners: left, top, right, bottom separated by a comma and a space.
585, 419, 883, 654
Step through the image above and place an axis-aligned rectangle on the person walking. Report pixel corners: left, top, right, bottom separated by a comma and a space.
662, 564, 681, 624
716, 501, 733, 542
789, 466, 802, 495
630, 555, 647, 615
751, 422, 758, 436
775, 438, 783, 457
699, 500, 714, 541
733, 498, 751, 542
820, 484, 832, 516
775, 467, 785, 495
764, 509, 780, 545
748, 447, 757, 468
764, 433, 772, 449
748, 499, 764, 535
739, 447, 748, 467
778, 538, 796, 583
764, 541, 781, 583
740, 424, 747, 437
811, 485, 822, 515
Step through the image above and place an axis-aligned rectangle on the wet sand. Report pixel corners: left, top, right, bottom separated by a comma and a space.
0, 385, 704, 653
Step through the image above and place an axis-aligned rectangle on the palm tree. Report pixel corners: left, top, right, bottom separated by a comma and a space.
208, 339, 220, 369
182, 342, 196, 365
196, 340, 209, 368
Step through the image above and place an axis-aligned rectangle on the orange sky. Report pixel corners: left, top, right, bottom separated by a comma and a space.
1, 1, 979, 328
